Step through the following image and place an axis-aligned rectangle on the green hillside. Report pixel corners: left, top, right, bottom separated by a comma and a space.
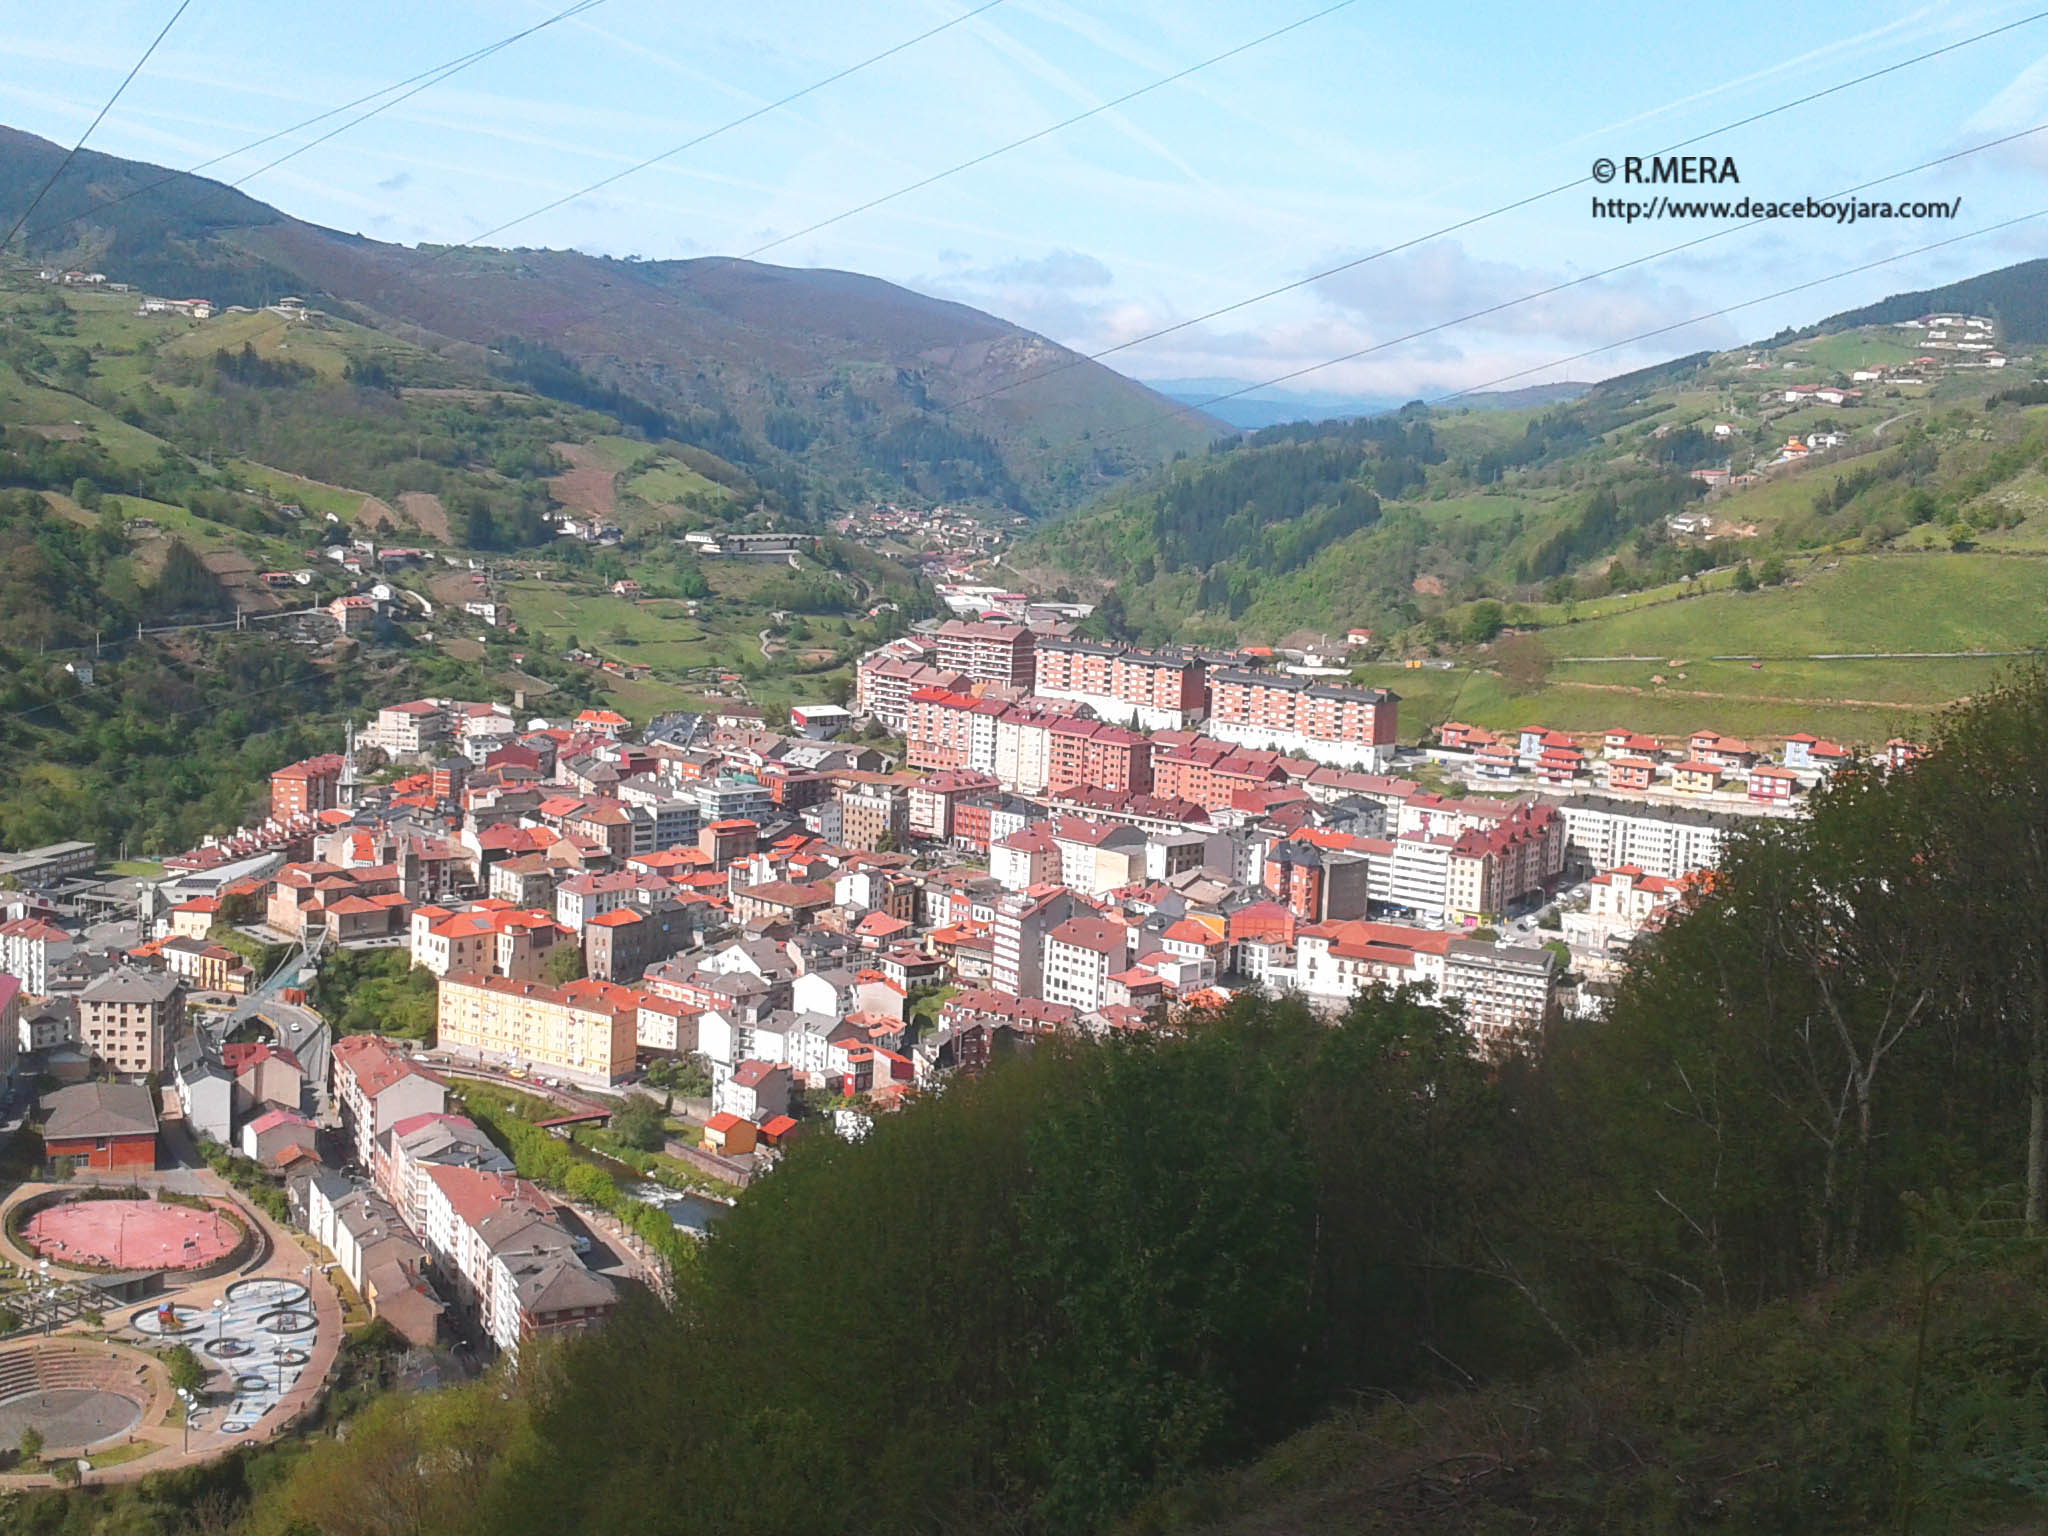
0, 124, 1211, 516
0, 263, 937, 853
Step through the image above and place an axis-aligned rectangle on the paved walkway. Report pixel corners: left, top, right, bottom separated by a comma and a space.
0, 1175, 345, 1486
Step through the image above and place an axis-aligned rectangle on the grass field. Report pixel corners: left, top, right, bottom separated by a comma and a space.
1369, 551, 2047, 746
1540, 552, 2048, 659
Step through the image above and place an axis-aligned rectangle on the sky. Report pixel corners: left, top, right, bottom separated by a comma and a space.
6, 0, 2048, 404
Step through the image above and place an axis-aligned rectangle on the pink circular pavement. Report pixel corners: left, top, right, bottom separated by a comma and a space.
23, 1200, 241, 1272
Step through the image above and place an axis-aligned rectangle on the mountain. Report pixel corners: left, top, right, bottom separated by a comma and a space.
1148, 378, 1408, 430
1793, 255, 2048, 345
0, 125, 1214, 514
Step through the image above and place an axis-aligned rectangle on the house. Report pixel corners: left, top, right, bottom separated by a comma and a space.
222, 1042, 307, 1116
713, 1059, 792, 1123
1605, 756, 1655, 793
41, 1082, 158, 1170
702, 1111, 757, 1155
242, 1108, 319, 1169
1669, 760, 1721, 795
1747, 765, 1799, 805
170, 1039, 234, 1145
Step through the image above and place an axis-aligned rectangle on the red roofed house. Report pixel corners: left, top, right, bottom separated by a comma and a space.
241, 1108, 318, 1168
702, 1111, 757, 1156
1604, 756, 1656, 793
41, 1082, 157, 1170
713, 1059, 792, 1122
1748, 764, 1799, 805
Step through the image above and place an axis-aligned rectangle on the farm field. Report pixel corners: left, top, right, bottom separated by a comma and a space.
1539, 551, 2048, 659
1361, 552, 2045, 746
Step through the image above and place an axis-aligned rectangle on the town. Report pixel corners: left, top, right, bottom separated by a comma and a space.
0, 581, 1932, 1474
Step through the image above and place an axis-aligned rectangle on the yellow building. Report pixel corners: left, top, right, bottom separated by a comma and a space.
435, 973, 640, 1087
1670, 760, 1721, 796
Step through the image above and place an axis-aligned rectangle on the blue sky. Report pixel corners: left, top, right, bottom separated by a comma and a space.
7, 0, 2048, 401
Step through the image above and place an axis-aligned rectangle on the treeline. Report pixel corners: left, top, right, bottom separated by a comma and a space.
213, 666, 2048, 1536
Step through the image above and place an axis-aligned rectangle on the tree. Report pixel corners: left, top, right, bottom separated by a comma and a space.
1733, 561, 1758, 592
545, 944, 588, 985
1494, 632, 1551, 692
18, 1426, 42, 1463
1914, 665, 2048, 1225
611, 1093, 666, 1152
160, 1343, 208, 1394
1463, 600, 1506, 644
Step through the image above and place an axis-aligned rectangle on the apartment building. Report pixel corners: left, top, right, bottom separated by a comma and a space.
1150, 739, 1294, 811
420, 1165, 617, 1357
907, 770, 999, 841
270, 753, 347, 823
1045, 718, 1153, 796
369, 699, 448, 758
1040, 914, 1127, 1014
1031, 637, 1210, 729
855, 656, 970, 732
77, 966, 182, 1077
1049, 817, 1147, 897
934, 619, 1035, 688
410, 904, 571, 980
331, 1033, 448, 1171
0, 918, 73, 994
1206, 671, 1399, 770
1556, 794, 1739, 881
992, 886, 1078, 998
837, 779, 909, 852
434, 973, 642, 1087
1442, 940, 1555, 1046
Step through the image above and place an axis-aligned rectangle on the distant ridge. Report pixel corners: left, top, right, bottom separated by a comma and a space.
1789, 256, 2048, 346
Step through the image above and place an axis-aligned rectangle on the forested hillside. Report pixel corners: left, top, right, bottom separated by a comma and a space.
1793, 255, 2048, 345
0, 124, 1211, 515
14, 667, 2026, 1535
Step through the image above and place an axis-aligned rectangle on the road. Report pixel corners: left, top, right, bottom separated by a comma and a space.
208, 936, 332, 1113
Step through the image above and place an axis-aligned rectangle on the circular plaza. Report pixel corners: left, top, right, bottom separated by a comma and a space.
21, 1199, 244, 1273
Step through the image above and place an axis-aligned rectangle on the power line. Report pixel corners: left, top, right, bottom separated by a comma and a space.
1427, 206, 2048, 406
414, 0, 1361, 339
20, 0, 609, 247
218, 0, 608, 194
735, 0, 1360, 263
1093, 116, 2048, 437
937, 6, 2048, 416
450, 0, 1011, 255
0, 0, 193, 251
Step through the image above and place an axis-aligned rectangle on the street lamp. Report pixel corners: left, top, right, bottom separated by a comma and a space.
211, 1296, 225, 1350
36, 1260, 49, 1335
176, 1387, 193, 1452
